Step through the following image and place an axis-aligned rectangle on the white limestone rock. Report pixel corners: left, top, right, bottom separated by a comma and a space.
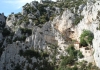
53, 9, 75, 33
74, 1, 100, 68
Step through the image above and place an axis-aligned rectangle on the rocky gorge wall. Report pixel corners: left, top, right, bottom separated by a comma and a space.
0, 0, 100, 70
52, 0, 100, 68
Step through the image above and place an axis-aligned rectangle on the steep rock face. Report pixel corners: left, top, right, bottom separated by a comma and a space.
1, 0, 100, 69
75, 1, 100, 40
93, 31, 100, 67
0, 18, 68, 70
52, 9, 75, 42
53, 9, 74, 33
0, 42, 28, 70
54, 9, 74, 33
7, 14, 15, 25
75, 1, 100, 68
52, 0, 100, 68
0, 13, 6, 43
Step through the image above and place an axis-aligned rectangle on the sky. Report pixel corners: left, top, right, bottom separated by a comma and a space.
0, 0, 40, 16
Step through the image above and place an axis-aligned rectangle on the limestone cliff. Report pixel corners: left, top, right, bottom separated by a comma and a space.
0, 0, 100, 70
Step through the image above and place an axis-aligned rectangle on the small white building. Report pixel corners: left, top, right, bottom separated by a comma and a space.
74, 42, 93, 57
80, 47, 93, 57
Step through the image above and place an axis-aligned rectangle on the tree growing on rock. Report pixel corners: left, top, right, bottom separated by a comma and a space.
80, 30, 94, 47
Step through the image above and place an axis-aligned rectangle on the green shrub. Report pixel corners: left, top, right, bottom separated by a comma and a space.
21, 35, 26, 41
0, 42, 3, 47
19, 49, 23, 56
0, 47, 4, 57
23, 50, 41, 58
57, 2, 64, 8
13, 35, 26, 42
20, 28, 32, 36
38, 4, 46, 15
2, 28, 10, 37
67, 45, 83, 58
74, 15, 84, 25
34, 20, 39, 25
77, 50, 84, 58
14, 63, 22, 70
57, 0, 86, 10
80, 30, 94, 46
66, 45, 77, 58
26, 65, 31, 70
8, 15, 12, 20
14, 12, 21, 18
39, 17, 47, 24
61, 56, 74, 66
59, 45, 84, 67
17, 20, 23, 25
42, 52, 49, 57
13, 22, 16, 26
6, 38, 12, 44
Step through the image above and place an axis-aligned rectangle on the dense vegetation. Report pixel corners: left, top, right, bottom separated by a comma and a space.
20, 28, 32, 36
2, 28, 10, 37
19, 49, 48, 58
55, 45, 99, 70
11, 0, 86, 27
56, 0, 86, 10
18, 48, 54, 70
80, 30, 94, 46
0, 47, 4, 57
